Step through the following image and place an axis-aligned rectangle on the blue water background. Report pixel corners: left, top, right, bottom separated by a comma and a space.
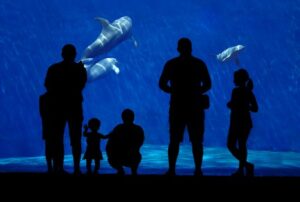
0, 0, 299, 157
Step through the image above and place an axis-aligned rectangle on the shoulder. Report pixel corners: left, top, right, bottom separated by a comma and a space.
134, 124, 144, 133
165, 57, 180, 66
192, 56, 207, 67
48, 62, 62, 71
113, 124, 124, 131
232, 87, 240, 94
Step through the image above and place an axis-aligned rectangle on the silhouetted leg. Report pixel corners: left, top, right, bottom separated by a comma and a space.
51, 115, 67, 174
188, 110, 204, 176
167, 141, 180, 175
239, 128, 254, 176
86, 159, 92, 174
94, 159, 100, 174
130, 154, 141, 176
227, 125, 244, 176
238, 137, 247, 170
53, 131, 65, 174
227, 127, 240, 161
168, 106, 185, 175
69, 118, 82, 174
54, 139, 64, 173
45, 140, 53, 173
108, 157, 125, 175
191, 141, 203, 176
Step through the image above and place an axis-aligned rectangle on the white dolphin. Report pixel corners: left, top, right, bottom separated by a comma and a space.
82, 16, 138, 60
217, 45, 245, 66
84, 58, 120, 81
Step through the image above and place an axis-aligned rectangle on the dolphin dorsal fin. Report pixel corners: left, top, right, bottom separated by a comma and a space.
95, 17, 110, 28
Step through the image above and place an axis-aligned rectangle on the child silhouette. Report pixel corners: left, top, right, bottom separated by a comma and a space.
83, 118, 108, 174
227, 69, 258, 177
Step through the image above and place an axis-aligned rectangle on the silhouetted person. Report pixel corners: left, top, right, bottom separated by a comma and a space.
83, 118, 108, 175
159, 38, 211, 176
227, 69, 258, 177
39, 93, 56, 173
44, 44, 87, 174
106, 109, 144, 175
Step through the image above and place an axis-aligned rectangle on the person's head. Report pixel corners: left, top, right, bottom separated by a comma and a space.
177, 38, 192, 55
88, 118, 101, 132
122, 109, 135, 124
234, 68, 250, 87
61, 44, 77, 62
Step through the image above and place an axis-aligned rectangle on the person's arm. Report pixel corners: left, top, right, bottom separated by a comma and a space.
200, 62, 212, 94
249, 91, 258, 112
101, 134, 110, 139
227, 90, 234, 109
44, 66, 53, 92
159, 62, 172, 93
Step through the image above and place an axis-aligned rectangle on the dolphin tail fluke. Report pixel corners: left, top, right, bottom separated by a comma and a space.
112, 64, 120, 74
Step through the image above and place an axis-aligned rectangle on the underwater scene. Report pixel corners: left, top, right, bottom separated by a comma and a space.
0, 0, 300, 174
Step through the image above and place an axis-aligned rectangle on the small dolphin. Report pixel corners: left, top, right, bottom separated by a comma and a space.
84, 58, 120, 81
82, 16, 138, 60
217, 45, 245, 66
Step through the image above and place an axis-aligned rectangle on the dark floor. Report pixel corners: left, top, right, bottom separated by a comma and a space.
1, 173, 299, 198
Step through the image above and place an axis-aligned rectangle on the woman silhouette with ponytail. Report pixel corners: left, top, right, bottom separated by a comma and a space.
227, 68, 258, 176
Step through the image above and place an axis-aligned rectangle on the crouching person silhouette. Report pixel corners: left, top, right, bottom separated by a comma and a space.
106, 109, 144, 175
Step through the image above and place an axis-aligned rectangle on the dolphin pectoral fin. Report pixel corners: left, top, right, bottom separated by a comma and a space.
95, 17, 110, 28
112, 64, 120, 74
131, 36, 138, 48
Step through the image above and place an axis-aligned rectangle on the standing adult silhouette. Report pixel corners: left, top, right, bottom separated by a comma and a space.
159, 38, 211, 176
227, 68, 258, 176
44, 44, 87, 174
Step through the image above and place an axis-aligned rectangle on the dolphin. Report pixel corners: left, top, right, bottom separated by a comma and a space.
216, 45, 245, 66
84, 58, 120, 81
82, 16, 138, 60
